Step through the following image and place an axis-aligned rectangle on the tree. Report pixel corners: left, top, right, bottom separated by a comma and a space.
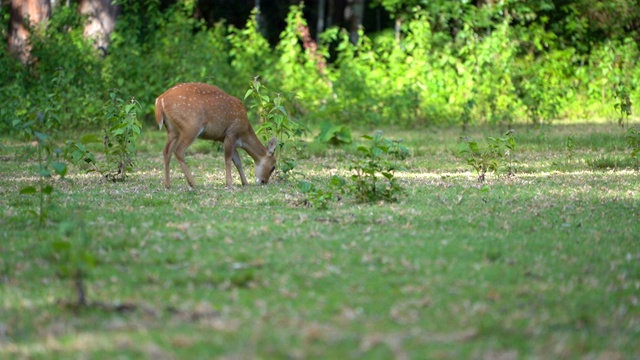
8, 0, 51, 63
78, 0, 120, 55
345, 0, 365, 44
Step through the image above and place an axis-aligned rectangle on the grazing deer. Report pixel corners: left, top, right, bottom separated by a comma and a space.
155, 82, 278, 189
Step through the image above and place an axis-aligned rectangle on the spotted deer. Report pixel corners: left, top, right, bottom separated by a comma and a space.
155, 83, 277, 189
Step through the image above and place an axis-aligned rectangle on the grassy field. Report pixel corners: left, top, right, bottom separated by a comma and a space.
1, 122, 639, 359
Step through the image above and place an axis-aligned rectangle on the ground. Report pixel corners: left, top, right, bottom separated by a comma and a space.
0, 123, 638, 359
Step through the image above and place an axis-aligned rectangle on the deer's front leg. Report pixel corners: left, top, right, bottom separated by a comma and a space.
231, 147, 249, 186
223, 138, 236, 188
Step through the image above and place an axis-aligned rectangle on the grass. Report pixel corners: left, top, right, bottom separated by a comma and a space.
1, 122, 639, 359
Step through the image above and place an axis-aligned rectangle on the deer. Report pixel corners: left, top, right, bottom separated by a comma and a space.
155, 82, 278, 189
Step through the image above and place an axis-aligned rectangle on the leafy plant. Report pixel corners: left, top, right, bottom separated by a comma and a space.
586, 155, 639, 170
566, 135, 576, 162
19, 131, 68, 227
54, 220, 96, 307
298, 176, 346, 210
625, 126, 640, 159
17, 69, 69, 227
63, 134, 101, 170
245, 77, 307, 176
613, 84, 640, 159
316, 121, 353, 146
458, 130, 517, 182
614, 84, 633, 129
347, 131, 408, 203
101, 92, 142, 181
500, 130, 517, 175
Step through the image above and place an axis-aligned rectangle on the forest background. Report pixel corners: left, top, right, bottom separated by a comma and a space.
1, 0, 640, 134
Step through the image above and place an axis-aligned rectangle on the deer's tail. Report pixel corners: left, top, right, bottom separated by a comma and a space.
154, 97, 165, 130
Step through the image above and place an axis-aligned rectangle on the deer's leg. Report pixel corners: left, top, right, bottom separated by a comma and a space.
231, 148, 249, 186
223, 137, 237, 187
173, 133, 197, 188
162, 134, 178, 189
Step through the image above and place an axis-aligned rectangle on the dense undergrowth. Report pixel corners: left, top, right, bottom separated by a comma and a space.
1, 2, 639, 137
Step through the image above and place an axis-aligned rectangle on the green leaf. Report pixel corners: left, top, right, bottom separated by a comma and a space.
80, 134, 101, 144
298, 180, 313, 193
125, 103, 137, 113
329, 176, 346, 188
42, 185, 54, 195
52, 240, 71, 252
51, 162, 67, 177
34, 131, 49, 142
20, 186, 37, 195
81, 252, 97, 267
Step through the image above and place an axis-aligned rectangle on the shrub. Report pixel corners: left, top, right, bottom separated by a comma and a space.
245, 77, 307, 176
347, 131, 409, 203
101, 92, 143, 181
316, 121, 352, 146
458, 130, 517, 182
298, 176, 345, 210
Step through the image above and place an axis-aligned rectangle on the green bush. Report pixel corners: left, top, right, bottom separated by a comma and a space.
2, 2, 640, 135
347, 131, 409, 203
458, 130, 517, 182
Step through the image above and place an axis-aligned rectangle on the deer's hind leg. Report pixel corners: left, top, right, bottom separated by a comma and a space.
173, 130, 199, 188
163, 134, 178, 189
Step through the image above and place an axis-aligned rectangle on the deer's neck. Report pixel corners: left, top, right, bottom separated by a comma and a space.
238, 130, 267, 161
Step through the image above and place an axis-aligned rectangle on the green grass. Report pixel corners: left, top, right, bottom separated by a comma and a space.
1, 123, 639, 359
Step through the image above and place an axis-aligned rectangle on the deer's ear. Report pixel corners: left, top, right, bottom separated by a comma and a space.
267, 137, 278, 157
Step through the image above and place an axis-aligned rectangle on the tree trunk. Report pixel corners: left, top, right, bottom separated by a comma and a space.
475, 0, 497, 6
8, 0, 51, 63
317, 0, 326, 38
326, 0, 334, 28
345, 0, 364, 45
78, 0, 119, 56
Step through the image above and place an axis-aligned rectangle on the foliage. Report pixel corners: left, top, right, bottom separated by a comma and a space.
458, 130, 517, 182
245, 77, 307, 175
347, 131, 408, 203
275, 4, 332, 109
227, 8, 275, 90
105, 1, 233, 116
614, 84, 633, 129
565, 135, 576, 162
612, 81, 640, 159
63, 134, 100, 171
2, 2, 640, 135
19, 131, 68, 227
298, 176, 345, 210
101, 92, 142, 182
14, 69, 69, 227
53, 220, 97, 307
300, 132, 407, 207
26, 9, 103, 129
62, 92, 142, 181
625, 127, 640, 159
316, 121, 353, 146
